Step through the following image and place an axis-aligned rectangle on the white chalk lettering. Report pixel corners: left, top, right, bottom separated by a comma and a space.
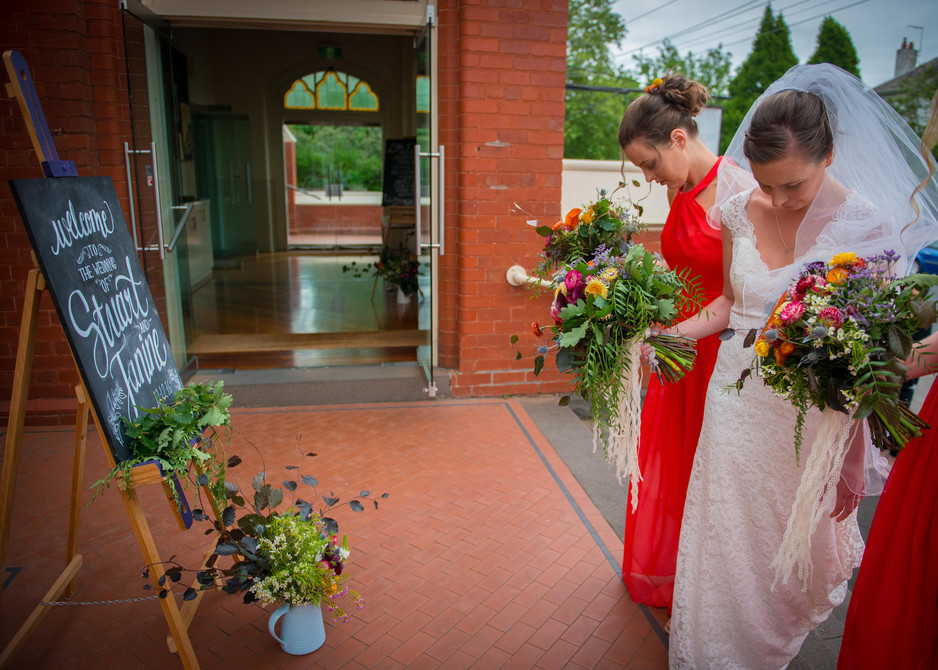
50, 200, 116, 256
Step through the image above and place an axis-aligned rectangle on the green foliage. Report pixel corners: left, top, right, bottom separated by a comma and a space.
565, 0, 638, 159
807, 17, 860, 77
290, 125, 382, 191
342, 244, 422, 296
631, 39, 734, 97
91, 382, 232, 507
144, 457, 386, 621
567, 0, 627, 78
885, 64, 938, 160
720, 5, 799, 152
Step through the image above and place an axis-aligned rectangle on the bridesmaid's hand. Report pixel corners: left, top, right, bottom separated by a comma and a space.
829, 477, 861, 522
640, 325, 665, 363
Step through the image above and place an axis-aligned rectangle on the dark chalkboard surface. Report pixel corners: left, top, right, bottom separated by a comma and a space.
9, 176, 183, 464
381, 138, 416, 206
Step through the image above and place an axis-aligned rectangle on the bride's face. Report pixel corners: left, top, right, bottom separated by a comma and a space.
624, 135, 689, 190
750, 148, 833, 213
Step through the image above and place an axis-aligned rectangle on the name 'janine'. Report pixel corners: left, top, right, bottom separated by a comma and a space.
50, 199, 115, 255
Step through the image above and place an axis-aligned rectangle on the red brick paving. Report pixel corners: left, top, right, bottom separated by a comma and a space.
1, 399, 667, 669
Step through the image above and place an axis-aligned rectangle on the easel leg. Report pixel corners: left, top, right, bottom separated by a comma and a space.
0, 555, 82, 669
65, 386, 89, 598
117, 484, 201, 670
0, 269, 43, 605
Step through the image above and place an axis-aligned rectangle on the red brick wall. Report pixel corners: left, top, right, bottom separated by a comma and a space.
290, 204, 383, 235
0, 0, 163, 425
438, 0, 570, 397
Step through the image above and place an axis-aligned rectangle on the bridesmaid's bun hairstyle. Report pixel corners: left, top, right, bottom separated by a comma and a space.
743, 89, 833, 165
618, 74, 710, 149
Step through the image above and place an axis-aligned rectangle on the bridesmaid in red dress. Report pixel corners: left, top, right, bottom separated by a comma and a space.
839, 96, 938, 670
838, 292, 938, 666
617, 75, 725, 617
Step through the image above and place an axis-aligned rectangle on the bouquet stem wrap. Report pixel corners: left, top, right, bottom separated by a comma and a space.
593, 339, 644, 511
771, 407, 856, 591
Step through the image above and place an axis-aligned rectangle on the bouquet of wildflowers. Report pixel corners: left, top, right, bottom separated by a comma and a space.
248, 512, 359, 614
736, 250, 938, 457
731, 250, 937, 588
519, 190, 702, 507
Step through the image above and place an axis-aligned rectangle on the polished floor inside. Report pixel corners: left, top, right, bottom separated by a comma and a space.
189, 251, 430, 370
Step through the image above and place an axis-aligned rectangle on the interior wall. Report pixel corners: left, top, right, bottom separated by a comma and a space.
169, 27, 415, 252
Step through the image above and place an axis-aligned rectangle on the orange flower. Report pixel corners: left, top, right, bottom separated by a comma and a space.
531, 321, 544, 337
779, 341, 796, 356
552, 220, 564, 231
563, 208, 582, 230
826, 267, 849, 285
774, 348, 788, 366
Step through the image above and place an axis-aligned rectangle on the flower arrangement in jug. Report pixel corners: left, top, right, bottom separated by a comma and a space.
144, 457, 386, 622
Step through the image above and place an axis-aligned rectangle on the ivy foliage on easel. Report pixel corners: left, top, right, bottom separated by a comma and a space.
92, 382, 233, 508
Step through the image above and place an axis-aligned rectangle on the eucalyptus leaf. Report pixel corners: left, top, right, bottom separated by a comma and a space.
718, 328, 736, 341
214, 542, 240, 556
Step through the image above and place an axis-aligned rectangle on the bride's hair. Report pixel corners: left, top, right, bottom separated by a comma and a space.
617, 74, 710, 149
742, 89, 833, 165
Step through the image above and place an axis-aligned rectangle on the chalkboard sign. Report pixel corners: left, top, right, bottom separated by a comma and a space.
9, 176, 183, 464
381, 138, 416, 206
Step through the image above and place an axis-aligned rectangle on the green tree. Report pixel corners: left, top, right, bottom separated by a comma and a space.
807, 17, 860, 77
885, 64, 938, 159
291, 125, 383, 191
721, 5, 798, 152
565, 0, 637, 160
631, 39, 733, 97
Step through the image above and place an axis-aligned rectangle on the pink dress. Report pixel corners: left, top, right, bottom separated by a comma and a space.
622, 158, 724, 611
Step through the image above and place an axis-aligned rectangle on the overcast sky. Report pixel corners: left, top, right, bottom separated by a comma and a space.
610, 0, 938, 88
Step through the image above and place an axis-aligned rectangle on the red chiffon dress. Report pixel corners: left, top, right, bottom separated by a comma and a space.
622, 157, 724, 611
838, 382, 938, 670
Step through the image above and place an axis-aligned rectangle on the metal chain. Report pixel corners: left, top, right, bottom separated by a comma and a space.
41, 595, 160, 606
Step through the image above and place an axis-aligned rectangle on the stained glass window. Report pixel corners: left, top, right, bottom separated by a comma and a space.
284, 70, 379, 112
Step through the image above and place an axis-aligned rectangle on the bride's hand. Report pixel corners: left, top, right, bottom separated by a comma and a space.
829, 477, 861, 522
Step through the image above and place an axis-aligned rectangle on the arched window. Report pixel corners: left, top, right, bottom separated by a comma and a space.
283, 70, 379, 112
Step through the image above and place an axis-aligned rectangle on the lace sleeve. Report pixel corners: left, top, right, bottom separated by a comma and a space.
718, 189, 755, 240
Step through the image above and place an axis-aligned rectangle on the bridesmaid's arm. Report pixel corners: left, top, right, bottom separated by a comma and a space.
671, 224, 734, 341
905, 331, 938, 379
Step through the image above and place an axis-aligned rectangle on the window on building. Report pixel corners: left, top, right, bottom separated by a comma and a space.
284, 70, 379, 112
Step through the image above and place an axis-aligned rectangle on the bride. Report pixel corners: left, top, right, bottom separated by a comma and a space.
663, 64, 938, 669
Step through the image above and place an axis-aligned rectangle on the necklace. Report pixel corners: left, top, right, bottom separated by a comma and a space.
774, 207, 792, 253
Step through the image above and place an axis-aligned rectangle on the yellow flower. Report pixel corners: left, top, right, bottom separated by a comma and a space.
581, 207, 595, 225
826, 267, 849, 285
829, 252, 858, 267
557, 284, 567, 297
585, 279, 608, 299
754, 339, 770, 357
601, 268, 618, 282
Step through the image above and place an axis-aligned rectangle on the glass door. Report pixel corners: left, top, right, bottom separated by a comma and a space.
120, 1, 197, 374
415, 6, 440, 396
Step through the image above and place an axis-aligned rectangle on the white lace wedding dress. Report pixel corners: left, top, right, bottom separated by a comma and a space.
669, 189, 867, 669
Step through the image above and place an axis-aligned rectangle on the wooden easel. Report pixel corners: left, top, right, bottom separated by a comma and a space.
0, 50, 223, 669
